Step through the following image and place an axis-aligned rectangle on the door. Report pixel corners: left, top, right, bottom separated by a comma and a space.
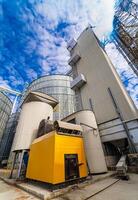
65, 154, 79, 181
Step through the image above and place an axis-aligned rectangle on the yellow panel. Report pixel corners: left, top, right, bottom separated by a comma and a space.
26, 132, 55, 184
53, 133, 87, 184
26, 131, 88, 184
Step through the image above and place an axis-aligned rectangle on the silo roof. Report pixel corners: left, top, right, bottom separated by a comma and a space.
22, 91, 58, 108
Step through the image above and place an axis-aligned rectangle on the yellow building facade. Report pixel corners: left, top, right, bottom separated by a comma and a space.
26, 131, 87, 184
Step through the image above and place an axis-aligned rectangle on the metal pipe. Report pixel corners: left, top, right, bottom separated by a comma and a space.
80, 122, 97, 130
17, 150, 25, 179
9, 152, 17, 179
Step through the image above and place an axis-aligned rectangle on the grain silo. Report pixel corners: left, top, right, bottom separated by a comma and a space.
10, 92, 58, 179
12, 92, 58, 151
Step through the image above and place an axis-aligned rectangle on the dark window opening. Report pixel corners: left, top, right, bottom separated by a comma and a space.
65, 154, 79, 181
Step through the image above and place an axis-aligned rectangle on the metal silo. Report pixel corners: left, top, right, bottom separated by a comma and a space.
20, 75, 75, 120
0, 92, 12, 144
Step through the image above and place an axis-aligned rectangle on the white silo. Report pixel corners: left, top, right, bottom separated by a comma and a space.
10, 92, 58, 179
62, 110, 107, 174
12, 92, 58, 151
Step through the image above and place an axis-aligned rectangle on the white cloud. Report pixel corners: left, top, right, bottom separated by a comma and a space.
26, 69, 38, 80
5, 75, 26, 94
133, 0, 138, 3
0, 77, 11, 89
31, 0, 116, 77
13, 0, 114, 81
34, 0, 115, 39
35, 29, 70, 74
38, 59, 51, 74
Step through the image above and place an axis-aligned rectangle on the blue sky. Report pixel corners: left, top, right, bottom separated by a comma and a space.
0, 0, 138, 106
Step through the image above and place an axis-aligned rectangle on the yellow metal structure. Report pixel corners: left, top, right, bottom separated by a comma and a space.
26, 131, 87, 184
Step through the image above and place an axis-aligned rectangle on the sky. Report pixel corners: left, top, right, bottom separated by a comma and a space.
0, 0, 138, 107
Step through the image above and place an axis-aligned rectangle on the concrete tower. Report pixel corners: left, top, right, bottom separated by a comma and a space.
67, 27, 138, 161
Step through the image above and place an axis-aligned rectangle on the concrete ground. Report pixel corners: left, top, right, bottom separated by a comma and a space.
89, 174, 138, 200
55, 174, 138, 200
0, 179, 39, 200
0, 173, 138, 200
0, 170, 115, 199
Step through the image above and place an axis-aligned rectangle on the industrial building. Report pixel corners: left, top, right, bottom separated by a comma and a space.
26, 112, 107, 185
0, 1, 138, 196
0, 92, 12, 145
20, 75, 75, 120
67, 27, 138, 166
26, 121, 88, 185
8, 26, 138, 183
0, 112, 19, 165
10, 90, 107, 183
112, 0, 138, 75
4, 26, 138, 186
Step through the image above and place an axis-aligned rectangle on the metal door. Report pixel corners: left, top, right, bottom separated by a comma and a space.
65, 154, 79, 181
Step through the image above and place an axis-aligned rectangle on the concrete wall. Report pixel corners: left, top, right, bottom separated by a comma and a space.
71, 28, 138, 124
